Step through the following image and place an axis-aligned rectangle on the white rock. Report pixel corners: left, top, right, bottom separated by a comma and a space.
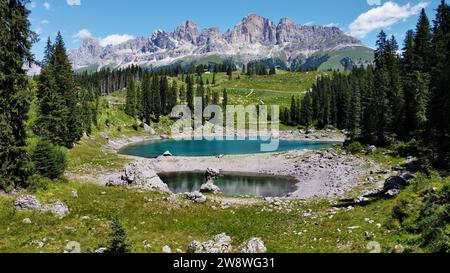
162, 245, 172, 253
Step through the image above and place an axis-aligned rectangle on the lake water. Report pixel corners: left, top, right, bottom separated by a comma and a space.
120, 139, 339, 158
158, 172, 298, 197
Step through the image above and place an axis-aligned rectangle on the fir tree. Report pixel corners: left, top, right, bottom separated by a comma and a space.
104, 217, 131, 253
0, 0, 35, 189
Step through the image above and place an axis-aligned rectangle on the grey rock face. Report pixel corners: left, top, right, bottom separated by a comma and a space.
68, 14, 364, 71
237, 238, 267, 253
186, 191, 207, 203
114, 162, 171, 193
14, 195, 70, 218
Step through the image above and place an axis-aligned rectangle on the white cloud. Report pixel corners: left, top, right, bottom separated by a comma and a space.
349, 1, 429, 38
99, 34, 135, 46
73, 29, 93, 41
67, 0, 81, 6
40, 20, 49, 25
73, 29, 135, 46
43, 2, 50, 10
367, 0, 382, 6
325, 22, 339, 27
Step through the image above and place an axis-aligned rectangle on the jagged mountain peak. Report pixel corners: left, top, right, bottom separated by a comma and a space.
68, 14, 369, 71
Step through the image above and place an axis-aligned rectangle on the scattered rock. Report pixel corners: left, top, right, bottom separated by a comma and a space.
186, 191, 207, 203
202, 233, 233, 253
64, 241, 81, 253
94, 247, 107, 254
364, 231, 376, 240
162, 245, 172, 253
200, 182, 221, 194
187, 241, 204, 253
119, 162, 171, 193
22, 218, 32, 224
163, 151, 173, 157
384, 176, 407, 191
400, 172, 415, 181
366, 145, 377, 155
71, 190, 78, 198
43, 200, 70, 218
392, 244, 405, 254
237, 238, 267, 253
14, 195, 41, 211
14, 195, 69, 218
160, 135, 170, 140
385, 189, 400, 198
144, 124, 156, 135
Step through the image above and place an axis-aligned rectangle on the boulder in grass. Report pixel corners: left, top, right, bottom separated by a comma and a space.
237, 238, 267, 253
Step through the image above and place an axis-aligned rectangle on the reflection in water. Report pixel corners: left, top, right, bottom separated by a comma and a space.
159, 172, 298, 197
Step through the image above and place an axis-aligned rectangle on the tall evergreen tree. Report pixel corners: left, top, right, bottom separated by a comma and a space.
51, 32, 83, 147
0, 0, 35, 189
428, 0, 450, 169
125, 80, 138, 117
186, 74, 194, 111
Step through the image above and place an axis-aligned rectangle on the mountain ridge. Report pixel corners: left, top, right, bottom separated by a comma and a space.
68, 14, 372, 71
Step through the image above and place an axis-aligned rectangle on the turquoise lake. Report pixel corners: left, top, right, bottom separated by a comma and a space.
120, 139, 339, 158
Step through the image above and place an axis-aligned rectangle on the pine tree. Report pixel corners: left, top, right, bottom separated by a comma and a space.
125, 80, 137, 117
0, 0, 35, 189
51, 32, 83, 147
428, 0, 450, 169
186, 74, 194, 111
30, 138, 67, 180
413, 9, 432, 72
34, 65, 69, 145
104, 217, 131, 253
300, 94, 313, 127
141, 72, 152, 123
179, 83, 186, 104
151, 75, 161, 120
167, 80, 178, 112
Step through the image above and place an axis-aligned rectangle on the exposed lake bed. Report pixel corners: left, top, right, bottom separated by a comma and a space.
82, 131, 377, 200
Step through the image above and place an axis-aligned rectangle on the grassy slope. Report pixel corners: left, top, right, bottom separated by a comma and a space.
213, 71, 323, 108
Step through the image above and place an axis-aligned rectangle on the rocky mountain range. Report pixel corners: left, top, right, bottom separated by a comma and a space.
68, 14, 372, 72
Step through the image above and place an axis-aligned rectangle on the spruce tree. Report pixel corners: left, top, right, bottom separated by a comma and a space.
104, 217, 131, 253
125, 80, 137, 117
51, 32, 83, 147
0, 0, 35, 189
186, 74, 194, 111
34, 65, 69, 145
428, 0, 450, 169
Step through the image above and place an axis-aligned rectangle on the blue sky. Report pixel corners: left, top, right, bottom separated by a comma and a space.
28, 0, 441, 60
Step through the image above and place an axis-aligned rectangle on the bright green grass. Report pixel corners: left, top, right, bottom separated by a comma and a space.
0, 179, 410, 253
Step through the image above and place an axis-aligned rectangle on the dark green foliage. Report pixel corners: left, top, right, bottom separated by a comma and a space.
347, 141, 364, 155
0, 0, 35, 190
104, 217, 131, 253
427, 0, 450, 170
186, 74, 194, 111
30, 138, 67, 180
414, 180, 450, 252
35, 33, 97, 147
25, 174, 50, 193
125, 80, 138, 118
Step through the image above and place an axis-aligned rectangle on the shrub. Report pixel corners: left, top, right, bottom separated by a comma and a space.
347, 141, 364, 155
415, 182, 450, 253
104, 217, 131, 253
30, 138, 67, 180
26, 174, 50, 192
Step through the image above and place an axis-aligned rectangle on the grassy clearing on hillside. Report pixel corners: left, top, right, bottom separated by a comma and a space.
0, 179, 410, 253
